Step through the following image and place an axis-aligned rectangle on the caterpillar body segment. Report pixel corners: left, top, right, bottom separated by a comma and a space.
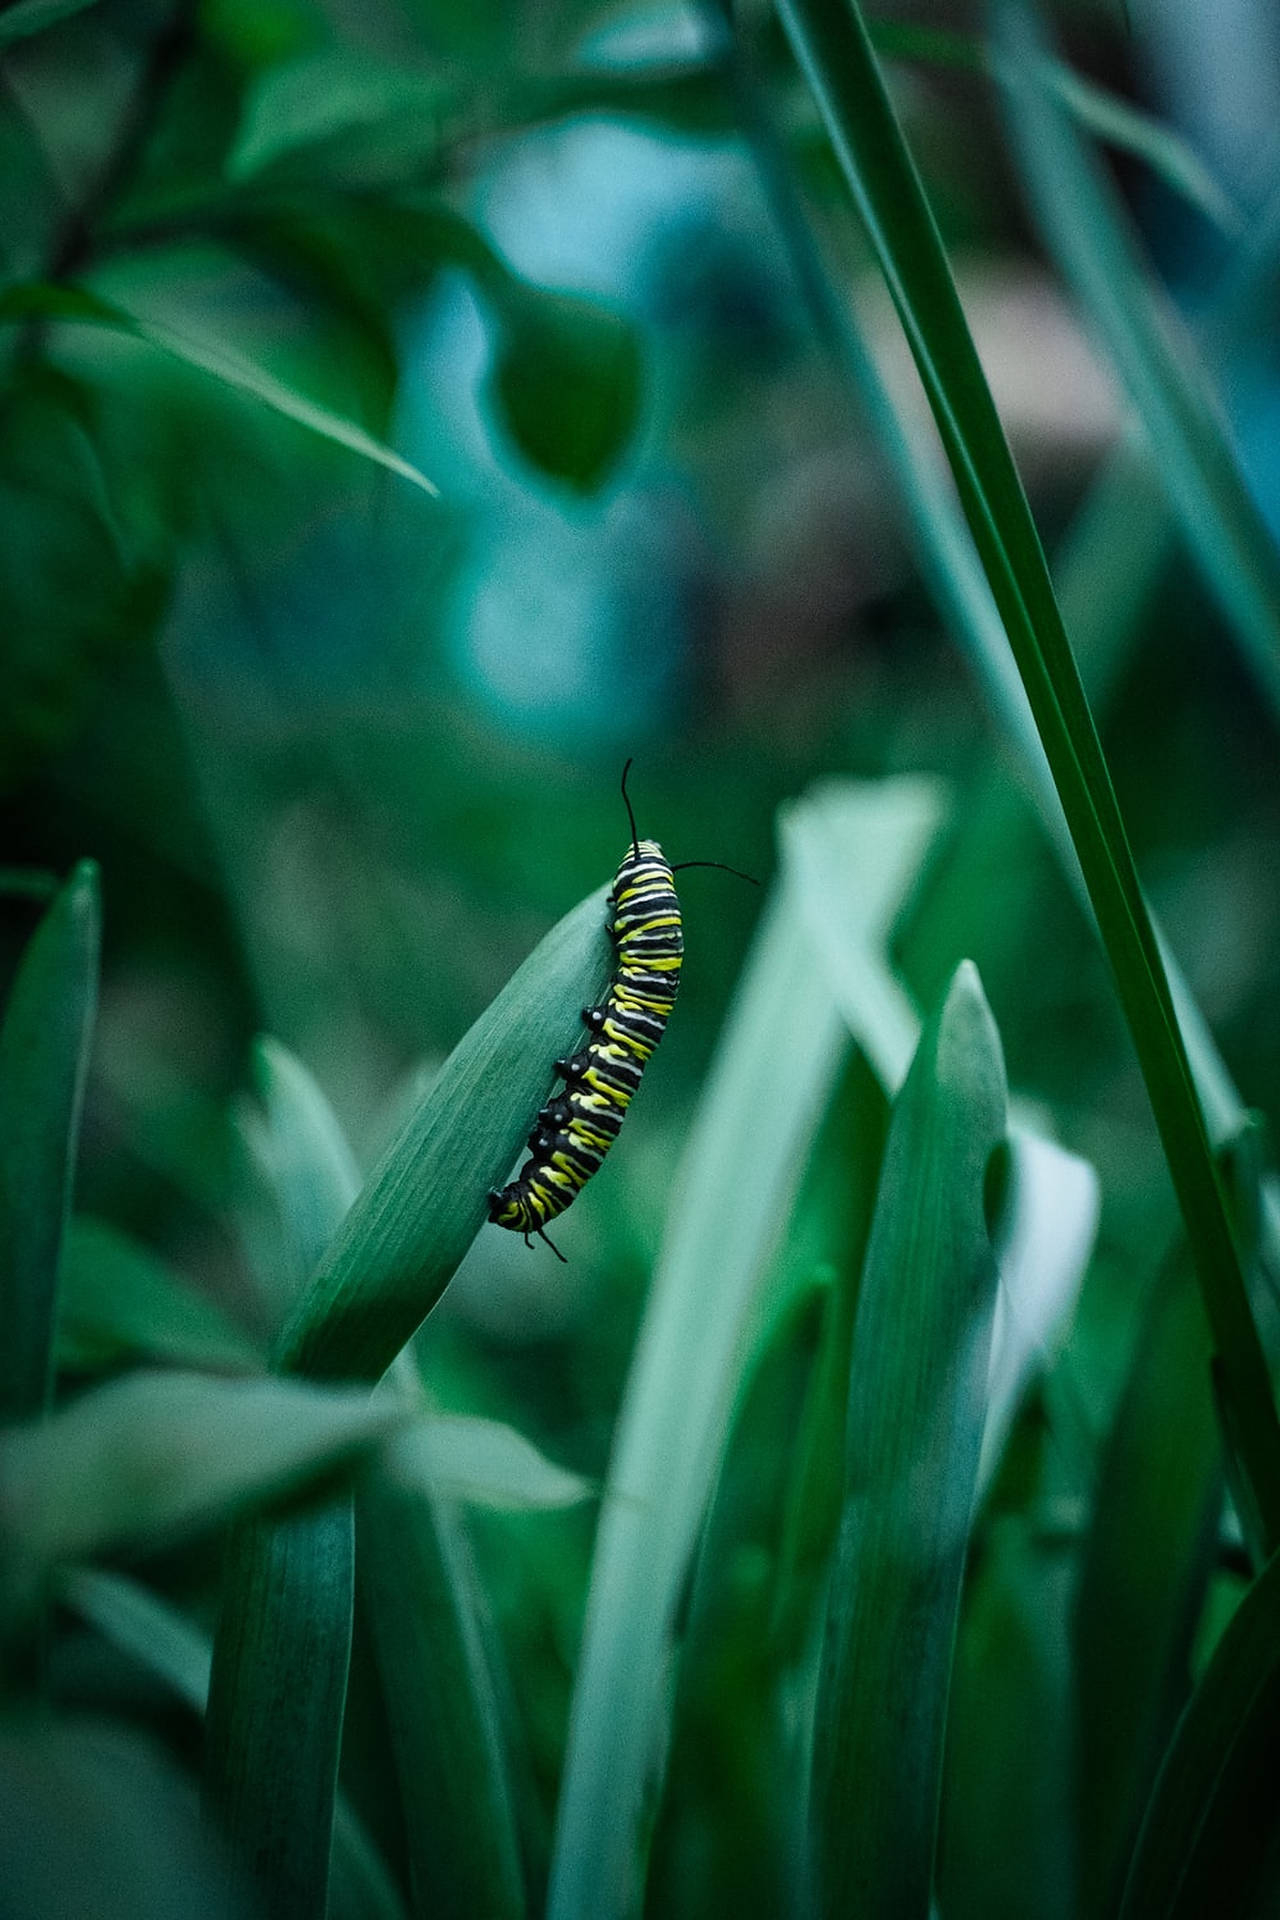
487, 837, 683, 1256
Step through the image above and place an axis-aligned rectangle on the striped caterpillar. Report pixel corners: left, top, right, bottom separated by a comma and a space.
487, 763, 752, 1260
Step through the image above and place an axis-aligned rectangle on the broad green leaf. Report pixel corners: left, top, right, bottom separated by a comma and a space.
773, 0, 1280, 1549
59, 1568, 408, 1920
228, 49, 448, 181
0, 0, 100, 47
356, 1471, 525, 1919
0, 283, 438, 499
996, 5, 1280, 724
0, 1719, 245, 1920
205, 1499, 355, 1920
275, 883, 612, 1380
0, 862, 99, 1422
386, 1414, 593, 1511
1074, 1251, 1222, 1917
487, 287, 643, 493
547, 781, 942, 1920
1119, 1545, 1280, 1919
56, 1215, 262, 1375
0, 1369, 403, 1600
810, 962, 1006, 1919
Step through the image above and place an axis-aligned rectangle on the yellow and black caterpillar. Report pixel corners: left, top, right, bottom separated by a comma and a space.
488, 764, 751, 1260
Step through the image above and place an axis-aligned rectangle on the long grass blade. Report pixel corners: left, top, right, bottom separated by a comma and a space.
771, 0, 1280, 1549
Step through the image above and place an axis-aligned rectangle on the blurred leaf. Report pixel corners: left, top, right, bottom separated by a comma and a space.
0, 283, 439, 499
1074, 1249, 1222, 1917
997, 4, 1280, 721
229, 49, 448, 181
939, 1517, 1076, 1920
774, 0, 1280, 1552
811, 962, 1006, 1919
275, 883, 612, 1380
487, 288, 643, 493
1119, 1545, 1280, 1919
0, 0, 100, 47
0, 1718, 247, 1920
0, 1370, 403, 1598
357, 1471, 525, 1920
548, 780, 943, 1920
386, 1415, 593, 1511
59, 1567, 408, 1920
0, 862, 99, 1422
240, 1034, 361, 1322
205, 1498, 355, 1920
782, 774, 946, 1089
870, 21, 1243, 234
56, 1215, 263, 1375
979, 1128, 1099, 1491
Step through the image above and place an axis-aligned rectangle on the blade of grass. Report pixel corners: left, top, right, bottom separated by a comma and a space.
1119, 1544, 1280, 1919
995, 2, 1280, 722
811, 961, 1006, 1918
547, 781, 944, 1920
385, 1416, 592, 1512
772, 0, 1280, 1550
0, 283, 438, 499
0, 862, 99, 1422
206, 1497, 355, 1920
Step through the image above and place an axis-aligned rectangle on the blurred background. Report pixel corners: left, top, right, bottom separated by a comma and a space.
3, 0, 1280, 1910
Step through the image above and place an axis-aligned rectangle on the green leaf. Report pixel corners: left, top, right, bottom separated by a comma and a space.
0, 1369, 403, 1601
996, 5, 1280, 724
0, 282, 438, 499
386, 1414, 593, 1511
773, 0, 1280, 1552
56, 1215, 263, 1375
205, 1498, 355, 1920
1074, 1250, 1222, 1916
59, 1567, 409, 1920
0, 862, 99, 1422
547, 780, 943, 1920
0, 0, 100, 48
356, 1470, 526, 1919
228, 48, 448, 181
809, 962, 1006, 1919
487, 287, 643, 493
275, 883, 612, 1380
1119, 1545, 1280, 1919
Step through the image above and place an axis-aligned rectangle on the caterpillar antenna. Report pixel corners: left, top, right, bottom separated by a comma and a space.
620, 758, 641, 860
672, 860, 760, 886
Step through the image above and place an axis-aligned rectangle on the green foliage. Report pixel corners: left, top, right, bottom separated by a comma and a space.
3, 2, 1280, 1917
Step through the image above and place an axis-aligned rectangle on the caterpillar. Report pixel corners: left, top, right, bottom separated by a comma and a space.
488, 763, 753, 1260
